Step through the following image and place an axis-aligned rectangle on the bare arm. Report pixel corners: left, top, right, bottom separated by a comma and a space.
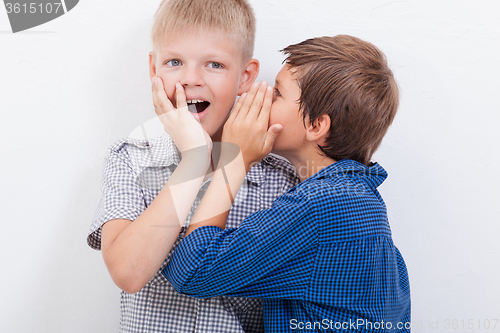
102, 154, 208, 293
186, 81, 281, 236
185, 152, 246, 236
102, 80, 211, 293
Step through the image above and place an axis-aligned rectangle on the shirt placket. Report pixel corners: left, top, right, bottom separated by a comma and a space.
194, 298, 210, 333
187, 181, 211, 333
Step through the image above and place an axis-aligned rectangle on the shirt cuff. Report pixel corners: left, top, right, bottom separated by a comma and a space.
185, 225, 224, 244
162, 225, 224, 294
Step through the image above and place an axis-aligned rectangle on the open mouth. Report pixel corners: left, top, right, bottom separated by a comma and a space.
187, 99, 210, 114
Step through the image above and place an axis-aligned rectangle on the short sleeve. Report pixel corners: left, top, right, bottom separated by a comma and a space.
87, 147, 146, 250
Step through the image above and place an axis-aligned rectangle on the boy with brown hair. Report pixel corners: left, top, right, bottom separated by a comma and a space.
163, 35, 411, 332
88, 0, 299, 332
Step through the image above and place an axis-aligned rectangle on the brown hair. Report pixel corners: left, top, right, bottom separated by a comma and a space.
282, 35, 399, 165
151, 0, 256, 62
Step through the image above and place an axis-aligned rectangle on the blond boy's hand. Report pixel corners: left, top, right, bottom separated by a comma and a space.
152, 78, 212, 155
221, 81, 282, 171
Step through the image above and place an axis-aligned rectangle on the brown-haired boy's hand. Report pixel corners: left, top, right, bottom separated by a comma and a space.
221, 81, 282, 172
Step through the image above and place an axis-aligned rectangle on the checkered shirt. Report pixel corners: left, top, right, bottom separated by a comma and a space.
164, 159, 411, 332
88, 134, 299, 333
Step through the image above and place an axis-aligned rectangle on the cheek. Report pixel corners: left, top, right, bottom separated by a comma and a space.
158, 75, 176, 101
212, 78, 238, 107
269, 103, 283, 126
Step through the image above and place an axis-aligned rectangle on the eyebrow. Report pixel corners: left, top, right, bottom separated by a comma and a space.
158, 50, 232, 61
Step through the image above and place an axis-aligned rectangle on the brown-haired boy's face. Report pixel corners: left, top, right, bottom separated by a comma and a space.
150, 29, 253, 139
270, 65, 307, 157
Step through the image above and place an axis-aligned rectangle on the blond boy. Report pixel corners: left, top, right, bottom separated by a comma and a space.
88, 1, 299, 332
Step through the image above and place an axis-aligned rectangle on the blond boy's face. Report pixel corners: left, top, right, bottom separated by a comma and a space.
150, 29, 251, 138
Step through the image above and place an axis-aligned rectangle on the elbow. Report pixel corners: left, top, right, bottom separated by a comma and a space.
102, 250, 151, 294
164, 269, 182, 294
106, 264, 150, 294
115, 277, 146, 294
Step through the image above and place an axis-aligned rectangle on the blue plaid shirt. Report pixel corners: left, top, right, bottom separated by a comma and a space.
164, 159, 411, 332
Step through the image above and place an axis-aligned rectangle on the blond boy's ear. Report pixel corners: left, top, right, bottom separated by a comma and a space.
237, 59, 260, 96
149, 52, 156, 81
306, 114, 331, 145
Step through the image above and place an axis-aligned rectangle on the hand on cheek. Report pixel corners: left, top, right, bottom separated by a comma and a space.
222, 81, 283, 171
152, 78, 212, 157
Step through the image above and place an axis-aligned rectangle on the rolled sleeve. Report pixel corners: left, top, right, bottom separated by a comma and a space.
163, 189, 317, 300
87, 148, 147, 250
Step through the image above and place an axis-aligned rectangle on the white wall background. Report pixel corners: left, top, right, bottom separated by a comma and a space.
1, 0, 499, 332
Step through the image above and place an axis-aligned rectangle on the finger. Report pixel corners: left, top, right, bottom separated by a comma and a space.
229, 93, 246, 122
262, 124, 283, 153
248, 81, 268, 120
257, 85, 274, 123
175, 82, 187, 110
239, 81, 261, 119
152, 76, 174, 116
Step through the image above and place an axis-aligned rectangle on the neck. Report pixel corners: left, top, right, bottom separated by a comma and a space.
210, 125, 223, 143
282, 149, 336, 182
201, 126, 224, 182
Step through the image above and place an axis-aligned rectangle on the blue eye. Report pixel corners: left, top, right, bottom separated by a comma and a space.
166, 59, 181, 66
208, 62, 223, 69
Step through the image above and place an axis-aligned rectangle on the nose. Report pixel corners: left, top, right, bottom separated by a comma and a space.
180, 65, 205, 87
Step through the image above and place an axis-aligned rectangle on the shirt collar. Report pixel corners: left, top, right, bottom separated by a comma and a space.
123, 134, 180, 168
246, 161, 265, 184
309, 159, 388, 189
120, 133, 274, 185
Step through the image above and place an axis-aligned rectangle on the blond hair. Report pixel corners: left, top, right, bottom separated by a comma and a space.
151, 0, 256, 62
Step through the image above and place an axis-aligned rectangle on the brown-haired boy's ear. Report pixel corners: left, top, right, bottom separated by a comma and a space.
148, 52, 156, 81
306, 114, 331, 145
237, 59, 260, 96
